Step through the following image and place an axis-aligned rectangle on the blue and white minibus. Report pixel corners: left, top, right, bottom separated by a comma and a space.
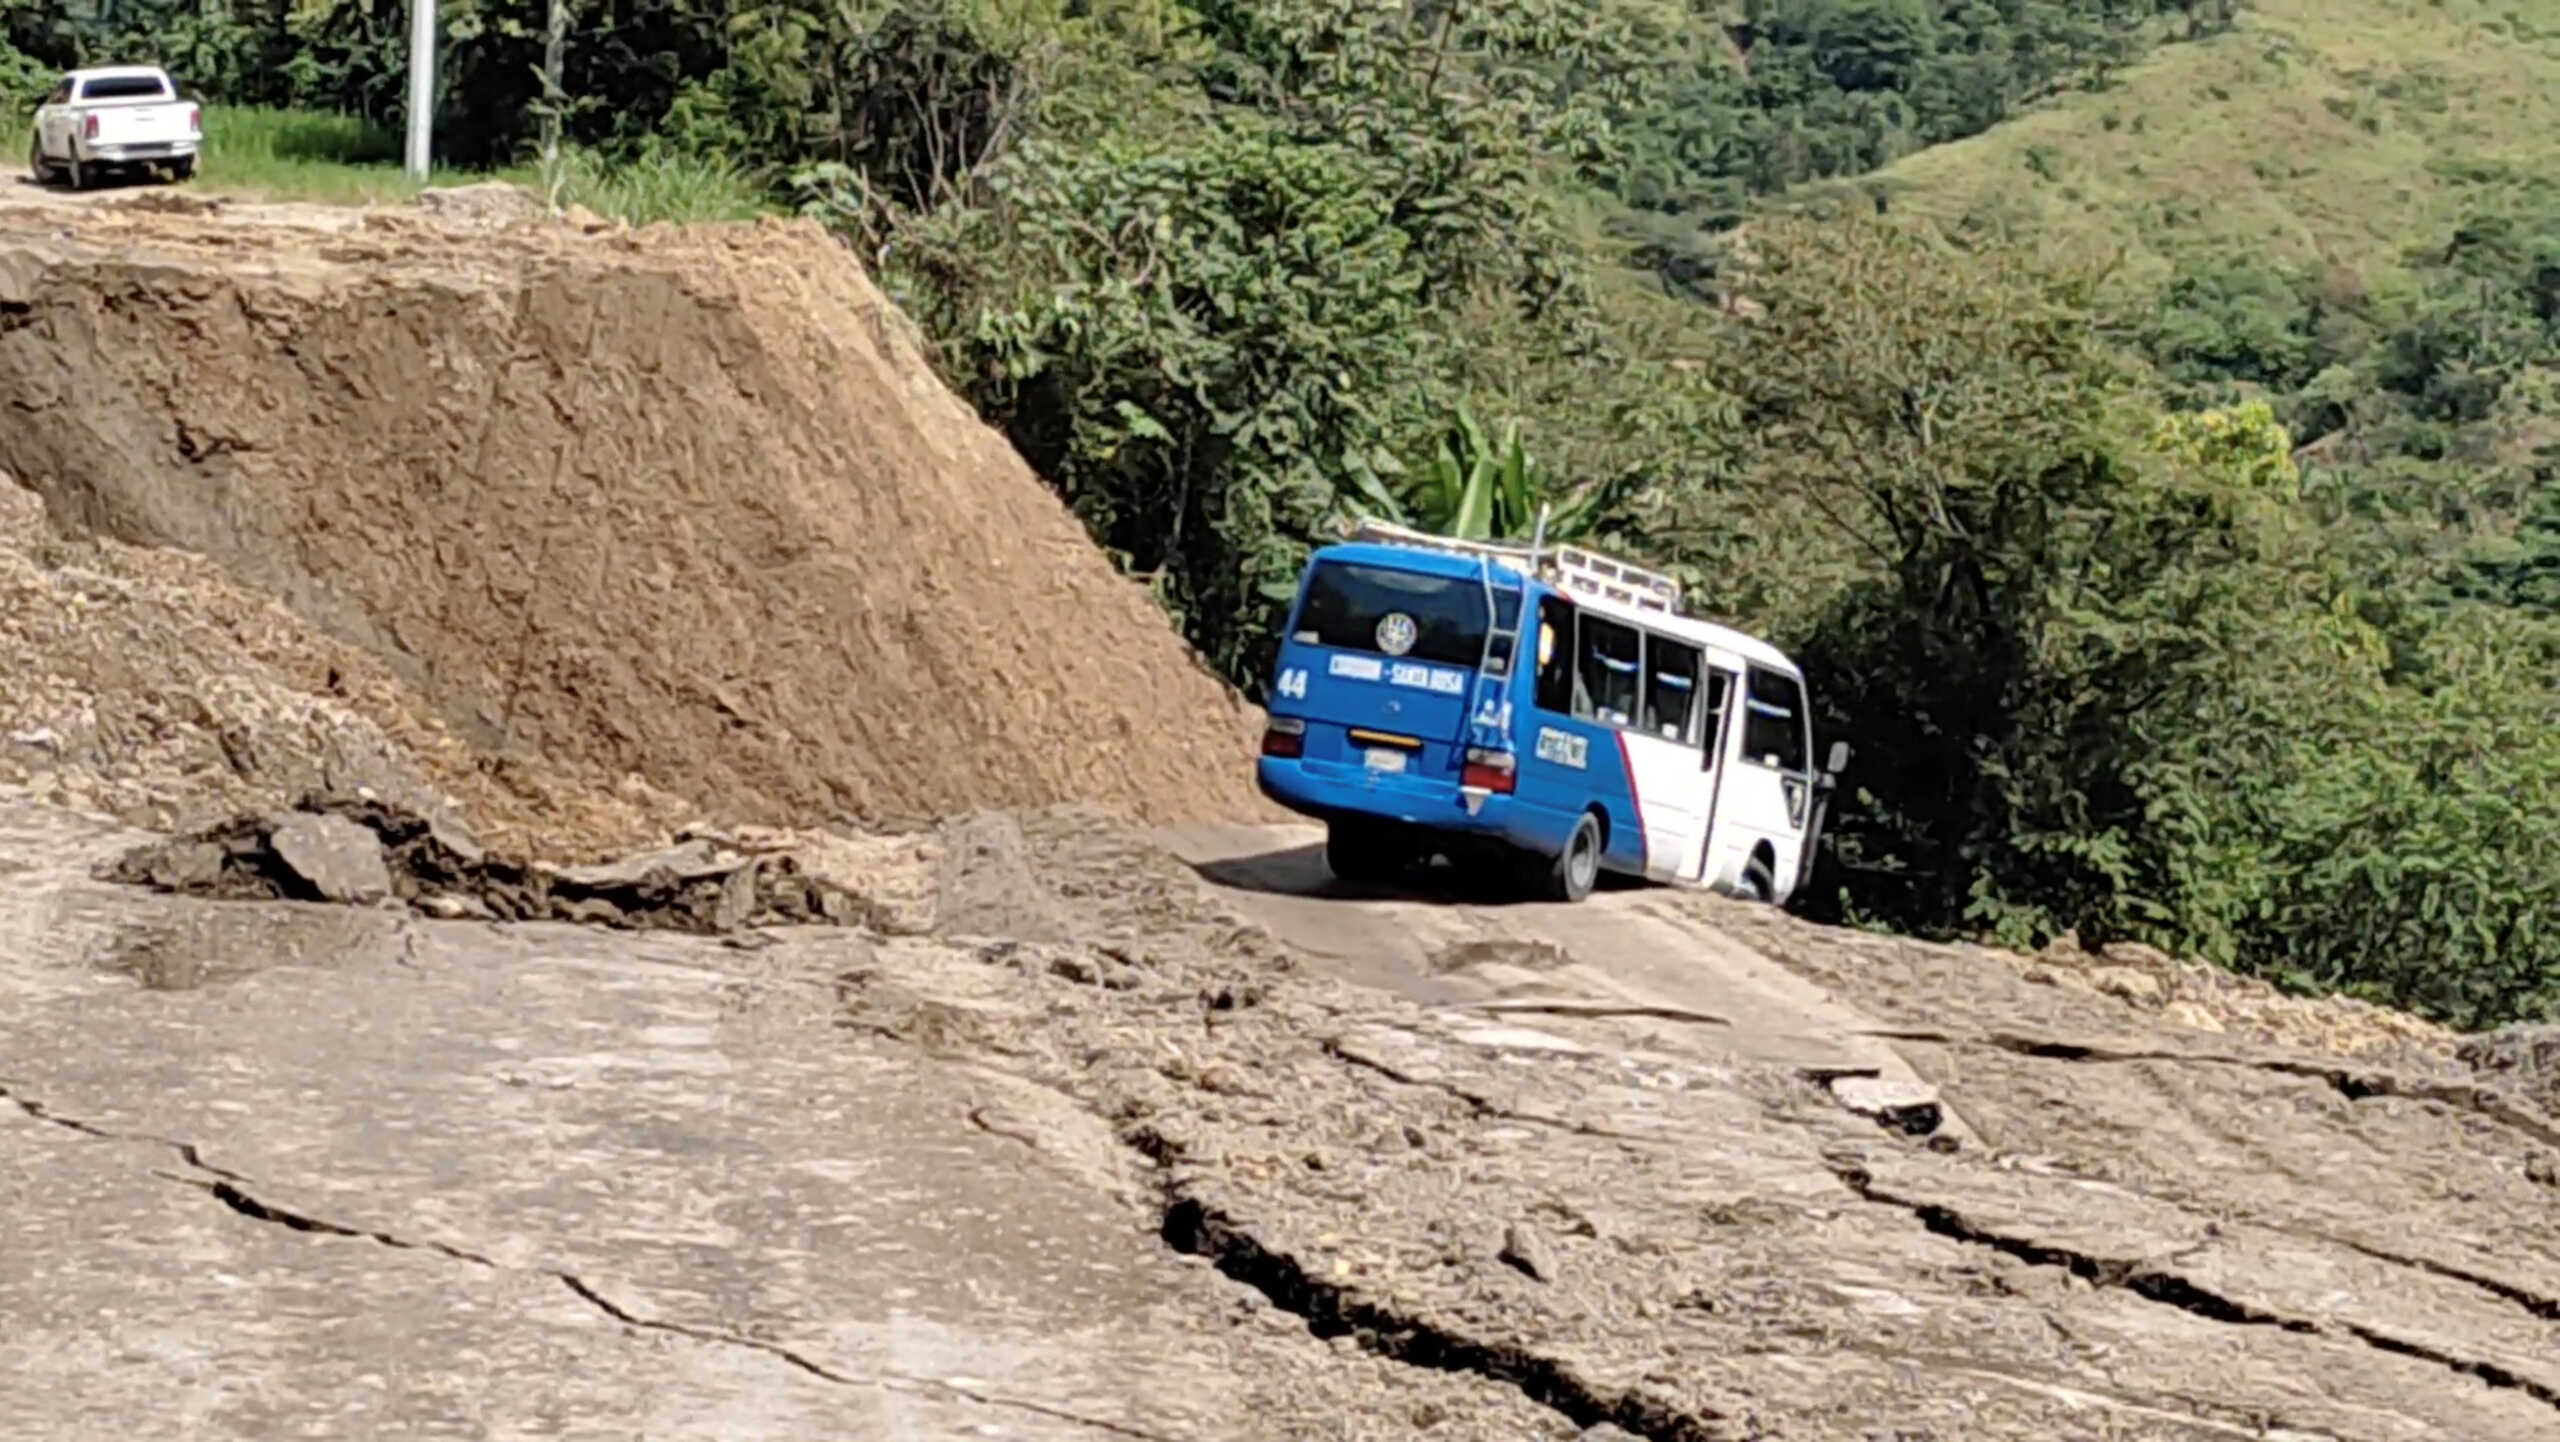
1255, 519, 1850, 903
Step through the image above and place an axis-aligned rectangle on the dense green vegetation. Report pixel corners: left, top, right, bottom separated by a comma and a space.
5, 0, 2552, 1024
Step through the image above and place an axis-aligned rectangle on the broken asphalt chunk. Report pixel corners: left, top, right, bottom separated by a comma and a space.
1827, 1075, 1945, 1137
1500, 1220, 1560, 1282
101, 796, 869, 935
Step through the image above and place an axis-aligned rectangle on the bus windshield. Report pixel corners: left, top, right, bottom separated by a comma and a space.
1293, 560, 1487, 669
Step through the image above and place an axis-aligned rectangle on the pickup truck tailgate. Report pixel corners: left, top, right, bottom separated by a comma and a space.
88, 102, 193, 145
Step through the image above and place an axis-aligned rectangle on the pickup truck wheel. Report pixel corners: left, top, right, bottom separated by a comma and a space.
66, 156, 89, 191
169, 156, 197, 183
26, 137, 48, 185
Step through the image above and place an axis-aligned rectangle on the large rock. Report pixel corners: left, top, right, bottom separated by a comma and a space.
268, 812, 394, 904
1498, 1221, 1560, 1283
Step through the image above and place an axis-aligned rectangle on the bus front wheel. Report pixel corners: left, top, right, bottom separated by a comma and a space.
1533, 813, 1602, 903
1740, 853, 1777, 904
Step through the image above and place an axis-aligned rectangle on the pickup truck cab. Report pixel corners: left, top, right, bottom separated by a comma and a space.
27, 66, 201, 191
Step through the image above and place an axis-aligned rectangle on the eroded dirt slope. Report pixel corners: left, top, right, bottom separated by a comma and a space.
0, 475, 684, 854
0, 188, 1267, 835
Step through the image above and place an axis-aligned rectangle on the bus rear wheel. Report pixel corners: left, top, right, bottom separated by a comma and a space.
1325, 822, 1408, 886
1532, 813, 1602, 903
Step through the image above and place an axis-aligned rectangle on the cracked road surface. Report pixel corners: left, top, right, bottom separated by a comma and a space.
9, 796, 2560, 1439
1159, 822, 1964, 1121
0, 798, 1558, 1440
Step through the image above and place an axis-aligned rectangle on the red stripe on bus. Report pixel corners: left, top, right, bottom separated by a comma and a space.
1613, 732, 1648, 874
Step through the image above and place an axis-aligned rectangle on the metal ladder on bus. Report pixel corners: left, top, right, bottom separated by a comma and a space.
1468, 543, 1527, 749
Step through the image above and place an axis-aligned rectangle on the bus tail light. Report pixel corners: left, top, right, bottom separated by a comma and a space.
1260, 717, 1305, 759
1461, 747, 1515, 794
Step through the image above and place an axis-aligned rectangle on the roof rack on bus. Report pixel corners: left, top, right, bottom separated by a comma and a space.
1548, 545, 1681, 616
1345, 517, 1545, 570
1342, 515, 1684, 616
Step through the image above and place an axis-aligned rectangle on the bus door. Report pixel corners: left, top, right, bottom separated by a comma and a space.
1619, 629, 1714, 884
1687, 665, 1740, 884
1517, 593, 1635, 863
1714, 664, 1817, 895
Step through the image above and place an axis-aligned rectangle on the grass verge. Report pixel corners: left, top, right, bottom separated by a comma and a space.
10, 104, 768, 224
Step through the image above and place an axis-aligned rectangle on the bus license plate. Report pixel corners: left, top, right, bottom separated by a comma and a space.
1363, 748, 1407, 775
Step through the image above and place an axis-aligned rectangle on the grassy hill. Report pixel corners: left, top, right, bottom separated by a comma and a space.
1799, 0, 2560, 301
1762, 0, 2560, 603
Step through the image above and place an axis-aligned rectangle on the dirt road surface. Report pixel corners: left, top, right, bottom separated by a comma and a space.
10, 791, 2560, 1439
1163, 821, 1951, 1073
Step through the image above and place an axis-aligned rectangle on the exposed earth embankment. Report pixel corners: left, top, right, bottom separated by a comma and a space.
0, 187, 1267, 844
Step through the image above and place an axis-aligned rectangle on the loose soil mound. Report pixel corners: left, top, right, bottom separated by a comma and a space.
0, 199, 1267, 835
0, 477, 681, 852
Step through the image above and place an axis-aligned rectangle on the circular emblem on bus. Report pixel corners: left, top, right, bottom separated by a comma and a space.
1375, 611, 1419, 657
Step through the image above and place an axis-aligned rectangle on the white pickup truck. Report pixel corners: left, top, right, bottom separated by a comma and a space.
26, 65, 201, 191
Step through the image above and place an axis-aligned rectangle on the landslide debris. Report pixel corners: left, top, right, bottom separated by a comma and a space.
0, 196, 1270, 835
0, 477, 684, 854
35, 783, 2560, 1437
1707, 896, 2456, 1061
108, 794, 873, 933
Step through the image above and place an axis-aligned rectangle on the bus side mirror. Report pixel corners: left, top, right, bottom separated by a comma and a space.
1824, 740, 1851, 776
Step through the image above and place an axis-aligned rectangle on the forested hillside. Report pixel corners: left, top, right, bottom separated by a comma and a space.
6, 0, 2551, 1026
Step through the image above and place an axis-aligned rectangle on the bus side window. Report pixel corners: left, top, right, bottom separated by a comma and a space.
1533, 594, 1577, 714
1643, 635, 1702, 744
1698, 671, 1732, 768
1576, 613, 1642, 728
1743, 665, 1810, 773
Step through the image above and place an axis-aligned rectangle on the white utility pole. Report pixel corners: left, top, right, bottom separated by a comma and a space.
404, 0, 435, 180
539, 0, 567, 206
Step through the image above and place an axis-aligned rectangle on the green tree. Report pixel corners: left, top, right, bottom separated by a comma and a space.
2148, 599, 2560, 1027
800, 0, 1683, 686
884, 127, 1453, 682
1703, 215, 2315, 946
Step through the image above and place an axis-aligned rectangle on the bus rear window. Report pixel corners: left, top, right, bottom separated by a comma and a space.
1292, 561, 1487, 668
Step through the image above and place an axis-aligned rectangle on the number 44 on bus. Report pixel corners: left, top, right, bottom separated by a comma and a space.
1255, 518, 1851, 904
